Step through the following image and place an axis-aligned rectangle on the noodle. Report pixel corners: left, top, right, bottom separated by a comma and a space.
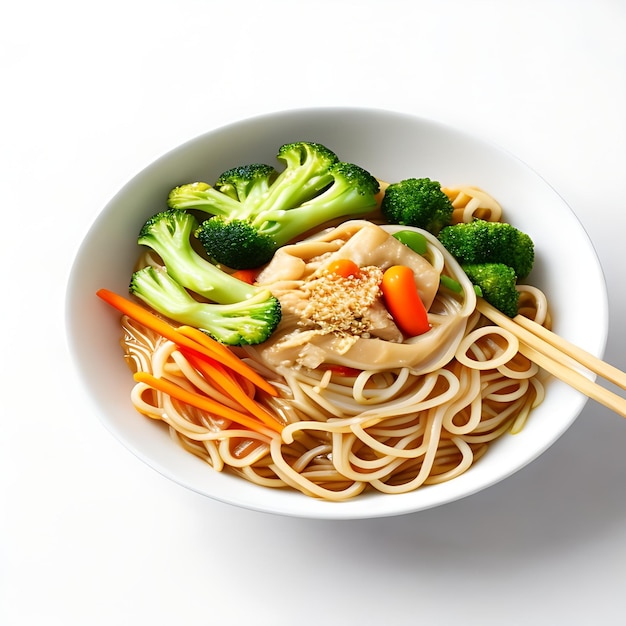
442, 185, 503, 223
118, 186, 548, 501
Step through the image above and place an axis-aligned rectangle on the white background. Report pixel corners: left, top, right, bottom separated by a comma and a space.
2, 1, 626, 624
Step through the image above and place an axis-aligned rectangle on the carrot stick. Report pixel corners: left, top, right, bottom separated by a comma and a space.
96, 288, 277, 396
180, 353, 240, 408
181, 349, 284, 432
97, 288, 225, 359
176, 325, 277, 396
133, 371, 281, 437
380, 265, 431, 336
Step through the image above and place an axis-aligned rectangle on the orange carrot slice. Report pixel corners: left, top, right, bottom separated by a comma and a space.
326, 258, 361, 278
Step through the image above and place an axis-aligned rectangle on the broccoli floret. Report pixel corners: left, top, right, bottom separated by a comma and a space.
438, 219, 535, 279
194, 216, 276, 271
215, 163, 278, 203
196, 160, 380, 269
134, 209, 281, 345
168, 141, 380, 269
169, 163, 279, 215
130, 266, 281, 346
380, 178, 454, 235
166, 181, 242, 215
462, 263, 520, 317
265, 141, 341, 208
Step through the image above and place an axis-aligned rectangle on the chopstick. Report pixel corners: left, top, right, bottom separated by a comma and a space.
475, 298, 626, 418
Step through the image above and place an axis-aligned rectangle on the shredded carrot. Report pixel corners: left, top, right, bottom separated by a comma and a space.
326, 258, 361, 278
380, 265, 431, 336
181, 349, 284, 432
176, 325, 277, 397
96, 288, 277, 396
133, 371, 281, 437
97, 288, 224, 359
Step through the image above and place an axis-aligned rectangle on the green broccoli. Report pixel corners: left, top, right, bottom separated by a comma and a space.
380, 178, 454, 235
167, 142, 380, 269
462, 263, 520, 317
132, 209, 281, 345
167, 163, 278, 215
216, 163, 278, 203
438, 219, 535, 279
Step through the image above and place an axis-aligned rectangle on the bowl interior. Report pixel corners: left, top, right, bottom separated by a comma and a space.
65, 107, 608, 519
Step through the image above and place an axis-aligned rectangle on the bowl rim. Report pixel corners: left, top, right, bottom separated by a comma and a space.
65, 106, 609, 519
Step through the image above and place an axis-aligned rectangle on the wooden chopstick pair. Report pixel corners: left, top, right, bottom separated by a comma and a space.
476, 298, 626, 418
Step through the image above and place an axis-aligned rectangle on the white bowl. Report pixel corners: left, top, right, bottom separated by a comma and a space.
65, 107, 608, 519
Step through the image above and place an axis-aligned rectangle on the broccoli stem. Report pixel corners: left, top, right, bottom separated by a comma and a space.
168, 182, 243, 218
130, 266, 279, 346
138, 209, 258, 304
257, 186, 378, 245
255, 142, 338, 214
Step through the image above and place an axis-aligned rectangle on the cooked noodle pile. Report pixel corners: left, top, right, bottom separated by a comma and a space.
120, 187, 550, 501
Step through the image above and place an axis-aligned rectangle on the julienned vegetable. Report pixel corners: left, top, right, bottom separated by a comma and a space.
167, 141, 381, 269
95, 288, 277, 396
102, 291, 280, 434
380, 265, 431, 337
179, 348, 280, 431
134, 372, 282, 436
381, 178, 454, 235
134, 209, 281, 346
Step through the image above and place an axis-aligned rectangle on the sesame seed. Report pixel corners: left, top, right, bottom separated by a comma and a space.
298, 266, 384, 337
